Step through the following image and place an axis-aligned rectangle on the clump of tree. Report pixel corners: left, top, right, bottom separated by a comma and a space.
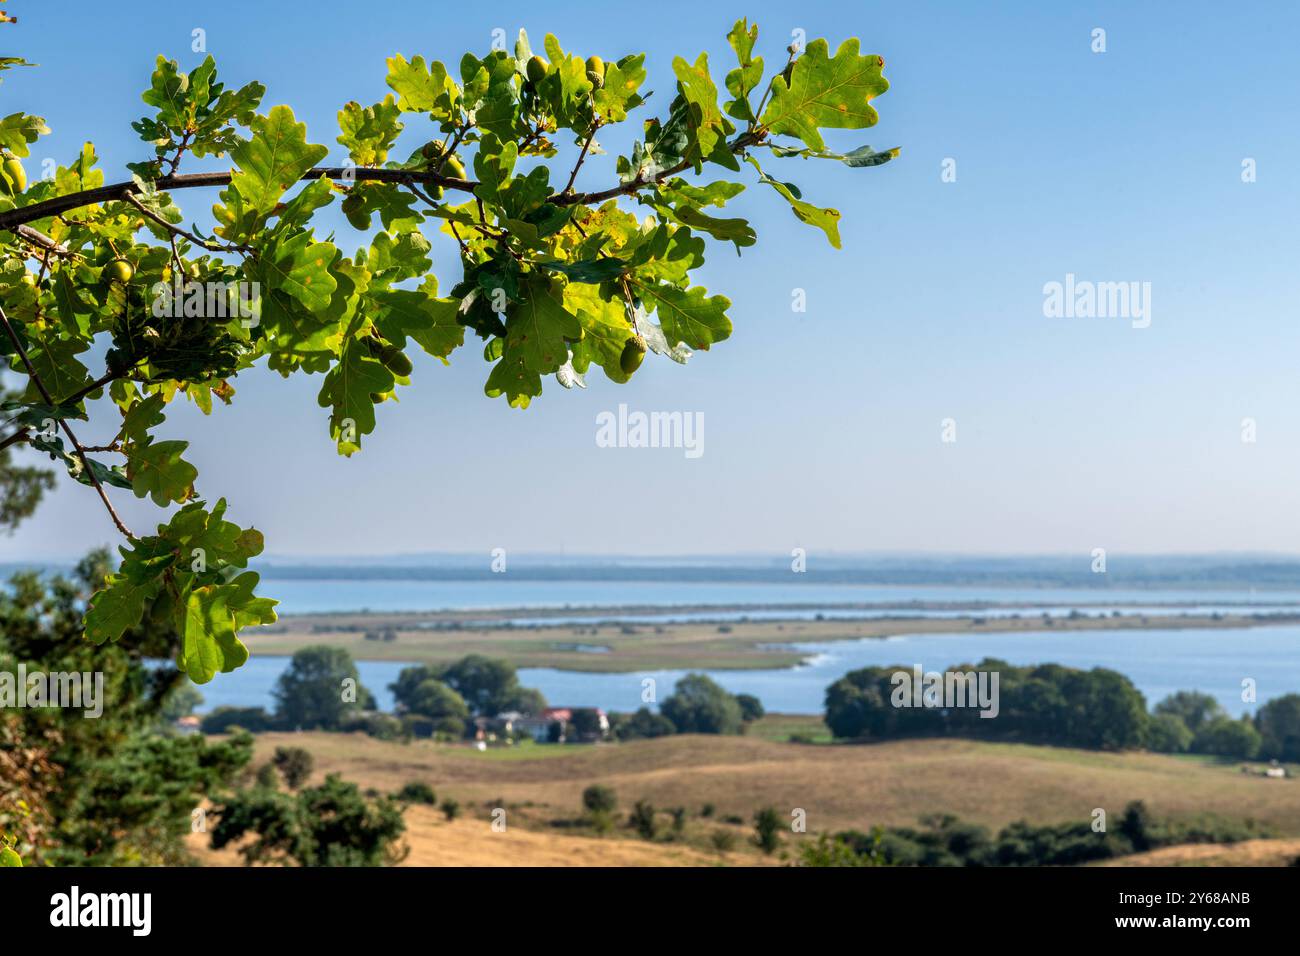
273, 646, 375, 730
609, 707, 676, 740
390, 655, 545, 740
211, 774, 407, 866
823, 659, 1148, 750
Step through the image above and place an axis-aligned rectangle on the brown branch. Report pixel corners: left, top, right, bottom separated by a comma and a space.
0, 129, 762, 232
0, 307, 133, 539
0, 370, 120, 452
563, 119, 604, 196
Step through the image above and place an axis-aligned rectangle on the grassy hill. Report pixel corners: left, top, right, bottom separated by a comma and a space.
191, 720, 1300, 866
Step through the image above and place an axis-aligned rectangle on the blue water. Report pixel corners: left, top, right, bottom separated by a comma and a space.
199, 624, 1300, 719
259, 578, 1300, 615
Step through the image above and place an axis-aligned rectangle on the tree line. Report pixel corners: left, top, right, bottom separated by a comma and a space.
823, 658, 1300, 760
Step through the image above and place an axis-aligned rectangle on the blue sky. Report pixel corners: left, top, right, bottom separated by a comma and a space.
3, 0, 1300, 559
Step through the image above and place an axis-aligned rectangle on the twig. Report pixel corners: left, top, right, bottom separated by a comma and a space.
124, 193, 250, 255
0, 305, 134, 539
563, 119, 603, 195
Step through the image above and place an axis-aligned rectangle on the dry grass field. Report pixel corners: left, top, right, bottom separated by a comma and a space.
190, 721, 1300, 866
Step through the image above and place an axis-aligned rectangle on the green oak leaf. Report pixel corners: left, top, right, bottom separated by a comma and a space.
724, 19, 763, 123
671, 53, 734, 170
84, 575, 156, 645
317, 342, 395, 455
565, 282, 633, 383
385, 55, 458, 120
769, 143, 901, 167
632, 280, 732, 350
125, 438, 198, 506
373, 281, 465, 360
485, 276, 583, 407
594, 54, 647, 123
746, 155, 842, 249
761, 38, 889, 151
224, 105, 328, 217
337, 96, 403, 166
262, 231, 339, 312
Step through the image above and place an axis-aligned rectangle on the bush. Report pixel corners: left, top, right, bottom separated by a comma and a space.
700, 802, 715, 818
254, 762, 279, 790
395, 782, 437, 806
710, 830, 737, 853
201, 706, 275, 734
611, 707, 676, 740
630, 800, 657, 840
441, 798, 461, 821
211, 774, 406, 867
582, 785, 617, 816
753, 806, 781, 854
340, 712, 404, 741
272, 746, 314, 790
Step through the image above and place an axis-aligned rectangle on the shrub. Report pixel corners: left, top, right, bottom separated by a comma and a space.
630, 800, 657, 840
254, 762, 279, 790
272, 746, 314, 790
441, 798, 461, 821
201, 706, 275, 734
395, 782, 437, 806
582, 785, 617, 816
753, 806, 781, 854
710, 830, 737, 853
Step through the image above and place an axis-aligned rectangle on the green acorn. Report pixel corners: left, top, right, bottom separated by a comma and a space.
2, 156, 26, 194
102, 258, 134, 285
619, 335, 647, 375
526, 55, 548, 85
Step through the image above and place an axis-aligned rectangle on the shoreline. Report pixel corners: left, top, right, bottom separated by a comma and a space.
248, 609, 1300, 674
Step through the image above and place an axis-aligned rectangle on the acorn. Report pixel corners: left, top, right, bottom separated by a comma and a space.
585, 56, 605, 89
340, 193, 364, 214
619, 335, 647, 375
2, 156, 26, 194
526, 55, 548, 85
379, 345, 413, 377
441, 154, 466, 179
420, 140, 444, 161
102, 258, 134, 285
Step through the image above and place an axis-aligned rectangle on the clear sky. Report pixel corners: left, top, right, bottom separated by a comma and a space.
3, 0, 1299, 560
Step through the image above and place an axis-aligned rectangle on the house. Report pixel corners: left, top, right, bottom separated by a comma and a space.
540, 707, 609, 743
